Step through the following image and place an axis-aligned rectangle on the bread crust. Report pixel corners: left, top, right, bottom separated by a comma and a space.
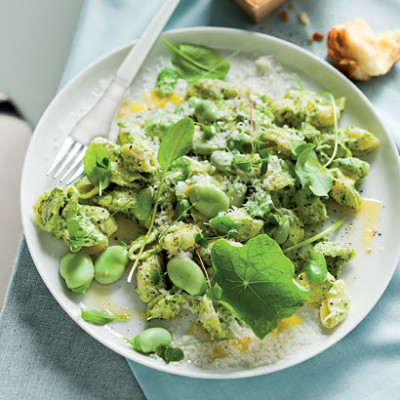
327, 18, 400, 81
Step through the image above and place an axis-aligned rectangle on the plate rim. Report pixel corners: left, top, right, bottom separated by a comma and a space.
21, 26, 400, 379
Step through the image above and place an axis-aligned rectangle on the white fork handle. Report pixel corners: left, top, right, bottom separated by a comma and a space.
71, 0, 181, 144
116, 0, 181, 86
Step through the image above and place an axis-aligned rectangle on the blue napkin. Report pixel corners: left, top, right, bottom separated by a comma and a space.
66, 1, 400, 398
1, 0, 399, 399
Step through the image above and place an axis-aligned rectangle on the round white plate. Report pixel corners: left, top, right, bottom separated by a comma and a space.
21, 27, 400, 379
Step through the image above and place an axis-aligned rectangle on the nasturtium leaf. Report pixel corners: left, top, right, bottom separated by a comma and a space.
157, 117, 194, 170
211, 235, 309, 339
84, 143, 111, 195
295, 146, 332, 197
163, 39, 230, 81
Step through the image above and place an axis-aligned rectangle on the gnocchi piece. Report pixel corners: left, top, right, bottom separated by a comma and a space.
136, 256, 165, 303
161, 222, 201, 256
320, 279, 351, 328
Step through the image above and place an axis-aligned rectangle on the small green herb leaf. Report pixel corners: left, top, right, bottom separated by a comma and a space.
133, 187, 153, 221
150, 269, 163, 286
81, 308, 131, 325
291, 140, 313, 157
155, 345, 185, 364
202, 123, 219, 140
295, 146, 332, 197
67, 217, 88, 253
84, 143, 111, 196
157, 117, 194, 170
163, 39, 230, 81
194, 231, 209, 248
206, 283, 223, 300
211, 235, 309, 339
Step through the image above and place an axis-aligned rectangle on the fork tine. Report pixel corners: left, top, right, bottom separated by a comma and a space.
59, 145, 87, 183
53, 142, 84, 179
47, 136, 75, 176
65, 165, 84, 185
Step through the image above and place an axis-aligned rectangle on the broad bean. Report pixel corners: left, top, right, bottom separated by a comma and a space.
60, 253, 94, 294
193, 140, 223, 155
306, 250, 328, 283
210, 216, 237, 236
273, 217, 290, 245
194, 100, 218, 124
167, 256, 206, 295
131, 327, 172, 353
94, 245, 129, 284
156, 68, 179, 97
227, 132, 252, 153
189, 183, 229, 218
210, 151, 233, 173
144, 113, 182, 137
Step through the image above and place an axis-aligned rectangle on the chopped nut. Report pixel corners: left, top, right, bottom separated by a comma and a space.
279, 10, 289, 22
328, 18, 400, 81
309, 32, 325, 44
299, 11, 310, 25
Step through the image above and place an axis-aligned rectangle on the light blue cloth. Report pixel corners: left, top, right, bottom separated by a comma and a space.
1, 0, 399, 399
64, 1, 400, 398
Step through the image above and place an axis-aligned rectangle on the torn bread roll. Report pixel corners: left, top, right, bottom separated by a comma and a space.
328, 18, 400, 81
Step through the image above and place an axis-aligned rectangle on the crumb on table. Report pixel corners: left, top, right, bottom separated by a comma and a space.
299, 11, 310, 25
309, 32, 325, 44
279, 10, 289, 21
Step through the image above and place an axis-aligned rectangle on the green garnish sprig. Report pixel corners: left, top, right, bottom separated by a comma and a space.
81, 308, 131, 325
127, 118, 195, 283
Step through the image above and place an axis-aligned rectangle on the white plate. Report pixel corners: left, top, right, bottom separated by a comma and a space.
21, 27, 400, 379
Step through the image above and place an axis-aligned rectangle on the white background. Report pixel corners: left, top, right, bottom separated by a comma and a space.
0, 0, 83, 307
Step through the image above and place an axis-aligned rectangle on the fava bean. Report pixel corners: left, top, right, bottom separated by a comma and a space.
227, 132, 252, 153
167, 156, 191, 183
193, 140, 223, 155
167, 256, 206, 295
144, 113, 182, 137
210, 151, 234, 173
194, 100, 218, 124
156, 68, 179, 97
189, 183, 230, 218
131, 327, 172, 353
94, 245, 129, 284
273, 217, 290, 245
60, 253, 94, 294
210, 216, 237, 236
187, 96, 202, 108
306, 250, 328, 282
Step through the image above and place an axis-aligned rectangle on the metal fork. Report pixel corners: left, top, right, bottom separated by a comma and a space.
47, 0, 181, 184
